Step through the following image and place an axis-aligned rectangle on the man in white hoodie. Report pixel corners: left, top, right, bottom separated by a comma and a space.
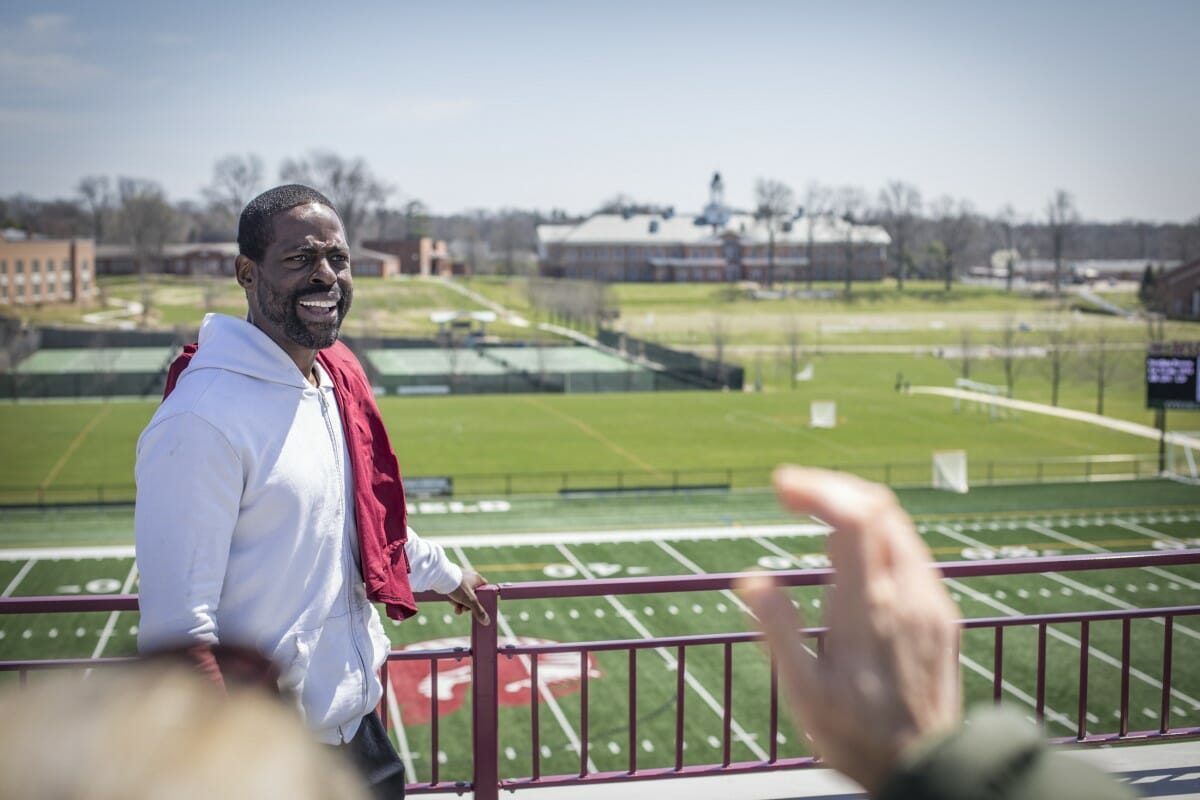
135, 184, 486, 799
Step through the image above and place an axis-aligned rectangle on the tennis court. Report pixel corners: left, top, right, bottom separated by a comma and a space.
2, 347, 178, 399
365, 345, 655, 394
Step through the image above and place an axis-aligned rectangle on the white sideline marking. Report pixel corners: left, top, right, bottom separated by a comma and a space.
0, 525, 830, 562
1025, 522, 1200, 642
90, 561, 138, 660
453, 545, 595, 774
429, 523, 828, 549
555, 543, 770, 762
0, 545, 134, 561
2, 559, 36, 596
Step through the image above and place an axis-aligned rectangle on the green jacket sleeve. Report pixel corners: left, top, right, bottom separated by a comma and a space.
876, 706, 1136, 800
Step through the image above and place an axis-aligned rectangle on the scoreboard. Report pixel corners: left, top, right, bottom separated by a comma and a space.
1147, 342, 1200, 410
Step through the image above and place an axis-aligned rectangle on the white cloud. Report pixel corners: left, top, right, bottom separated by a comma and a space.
25, 13, 71, 35
0, 13, 106, 92
0, 49, 107, 91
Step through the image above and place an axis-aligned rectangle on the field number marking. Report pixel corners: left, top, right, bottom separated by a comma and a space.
960, 545, 1038, 560
543, 562, 630, 578
756, 554, 829, 569
56, 578, 122, 594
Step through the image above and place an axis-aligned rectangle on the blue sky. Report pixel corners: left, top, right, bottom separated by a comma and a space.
2, 0, 1197, 222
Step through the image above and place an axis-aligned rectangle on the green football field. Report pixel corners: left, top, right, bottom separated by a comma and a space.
2, 482, 1198, 784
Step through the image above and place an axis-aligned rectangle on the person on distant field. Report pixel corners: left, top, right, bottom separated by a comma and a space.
134, 184, 490, 800
0, 662, 369, 800
737, 466, 1135, 800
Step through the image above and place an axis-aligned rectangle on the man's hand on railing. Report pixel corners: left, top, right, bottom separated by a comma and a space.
447, 567, 491, 626
736, 465, 961, 796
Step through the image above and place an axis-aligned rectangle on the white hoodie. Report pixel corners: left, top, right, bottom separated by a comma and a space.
135, 313, 461, 743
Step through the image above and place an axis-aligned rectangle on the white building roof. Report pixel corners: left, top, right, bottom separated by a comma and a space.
537, 212, 890, 248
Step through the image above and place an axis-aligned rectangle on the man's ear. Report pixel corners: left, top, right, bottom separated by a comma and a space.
235, 255, 255, 289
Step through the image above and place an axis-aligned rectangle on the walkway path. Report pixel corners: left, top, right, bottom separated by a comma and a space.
908, 385, 1200, 448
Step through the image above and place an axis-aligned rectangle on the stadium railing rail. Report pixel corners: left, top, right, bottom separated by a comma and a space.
1, 550, 1198, 799
0, 452, 1164, 506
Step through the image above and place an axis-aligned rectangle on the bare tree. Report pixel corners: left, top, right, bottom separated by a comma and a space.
753, 178, 794, 289
203, 154, 265, 221
785, 314, 803, 390
998, 315, 1026, 395
834, 186, 867, 294
496, 210, 523, 276
929, 196, 975, 292
958, 328, 972, 380
279, 151, 391, 246
800, 182, 832, 291
77, 175, 112, 242
1041, 313, 1074, 407
116, 177, 176, 322
709, 315, 728, 385
1082, 325, 1123, 416
1046, 189, 1078, 296
875, 181, 922, 291
995, 205, 1020, 293
403, 200, 432, 241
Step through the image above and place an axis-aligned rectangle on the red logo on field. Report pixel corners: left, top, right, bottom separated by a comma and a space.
389, 636, 602, 724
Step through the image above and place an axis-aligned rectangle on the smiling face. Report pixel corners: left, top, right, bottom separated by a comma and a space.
236, 202, 353, 377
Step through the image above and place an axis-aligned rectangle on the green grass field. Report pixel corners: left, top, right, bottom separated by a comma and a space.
2, 485, 1198, 783
0, 378, 1188, 505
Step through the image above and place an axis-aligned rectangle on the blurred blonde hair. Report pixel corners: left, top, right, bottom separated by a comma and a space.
0, 663, 368, 800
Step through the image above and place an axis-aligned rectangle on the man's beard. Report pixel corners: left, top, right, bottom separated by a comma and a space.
255, 281, 352, 350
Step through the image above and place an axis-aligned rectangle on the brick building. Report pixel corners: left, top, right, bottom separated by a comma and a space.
95, 243, 241, 276
537, 211, 890, 283
361, 238, 457, 276
0, 230, 96, 305
1156, 258, 1200, 320
95, 242, 403, 279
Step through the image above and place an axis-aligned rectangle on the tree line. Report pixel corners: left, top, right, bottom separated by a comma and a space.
750, 179, 1199, 295
2, 155, 1198, 285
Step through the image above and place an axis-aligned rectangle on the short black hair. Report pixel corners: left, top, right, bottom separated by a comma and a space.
237, 184, 339, 262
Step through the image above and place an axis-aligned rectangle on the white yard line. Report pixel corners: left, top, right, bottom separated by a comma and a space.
455, 545, 594, 773
555, 543, 770, 762
936, 526, 1200, 710
958, 652, 1076, 733
654, 540, 755, 617
387, 678, 418, 784
1110, 519, 1200, 590
1024, 522, 1200, 642
90, 561, 138, 660
2, 559, 36, 597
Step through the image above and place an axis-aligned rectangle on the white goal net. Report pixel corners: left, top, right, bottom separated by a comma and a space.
932, 450, 969, 493
810, 401, 836, 429
1165, 432, 1200, 483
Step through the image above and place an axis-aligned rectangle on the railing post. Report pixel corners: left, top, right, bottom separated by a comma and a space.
471, 586, 500, 800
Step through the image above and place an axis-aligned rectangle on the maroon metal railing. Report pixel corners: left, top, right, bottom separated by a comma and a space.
2, 550, 1198, 800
